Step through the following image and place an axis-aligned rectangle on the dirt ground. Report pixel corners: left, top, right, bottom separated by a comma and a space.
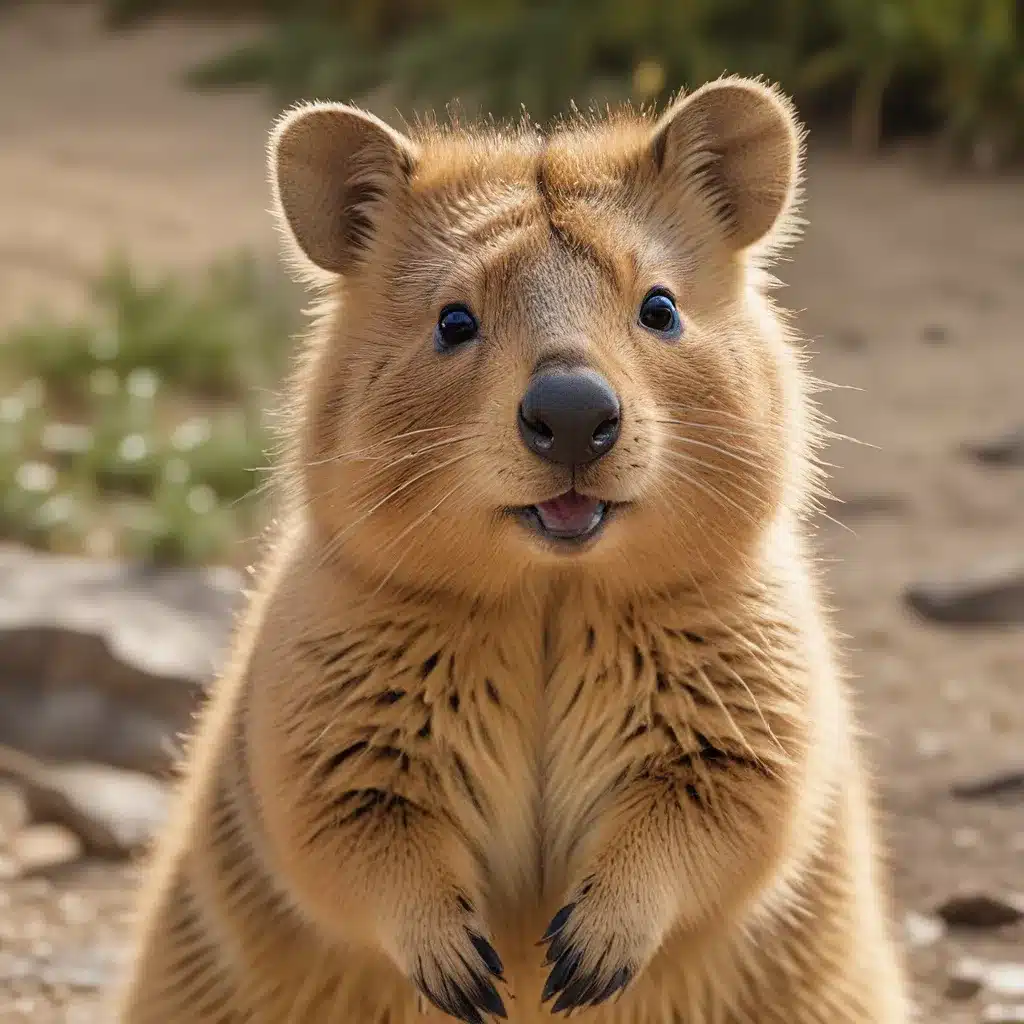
0, 4, 1021, 1022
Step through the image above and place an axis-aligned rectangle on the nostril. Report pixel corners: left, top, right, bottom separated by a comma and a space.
518, 403, 554, 451
591, 416, 620, 453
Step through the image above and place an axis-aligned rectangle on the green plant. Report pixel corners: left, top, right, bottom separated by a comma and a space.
132, 0, 1022, 165
0, 251, 299, 566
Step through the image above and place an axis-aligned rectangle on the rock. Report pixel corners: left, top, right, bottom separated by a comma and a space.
0, 946, 128, 992
835, 327, 867, 351
987, 966, 1024, 1000
947, 975, 983, 1001
0, 851, 18, 880
822, 493, 909, 523
0, 951, 35, 982
11, 823, 83, 874
914, 731, 947, 758
0, 779, 29, 845
946, 956, 984, 1000
922, 323, 949, 344
38, 947, 125, 991
0, 744, 168, 856
936, 893, 1024, 929
952, 827, 982, 849
983, 1005, 1024, 1024
903, 911, 944, 948
0, 546, 242, 774
952, 771, 1024, 801
964, 425, 1024, 467
41, 762, 170, 852
905, 558, 1024, 626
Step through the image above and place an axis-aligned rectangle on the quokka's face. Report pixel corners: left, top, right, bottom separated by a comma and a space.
272, 79, 809, 597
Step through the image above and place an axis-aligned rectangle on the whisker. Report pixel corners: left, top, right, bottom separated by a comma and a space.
660, 457, 768, 523
651, 418, 763, 440
320, 451, 476, 564
659, 404, 765, 427
368, 480, 471, 598
300, 424, 471, 469
661, 431, 768, 468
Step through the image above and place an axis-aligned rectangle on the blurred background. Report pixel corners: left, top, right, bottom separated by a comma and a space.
0, 1, 1020, 1021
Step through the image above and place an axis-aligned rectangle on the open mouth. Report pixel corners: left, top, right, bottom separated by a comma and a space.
513, 491, 613, 548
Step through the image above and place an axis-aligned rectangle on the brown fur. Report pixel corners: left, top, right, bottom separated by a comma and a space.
116, 77, 910, 1023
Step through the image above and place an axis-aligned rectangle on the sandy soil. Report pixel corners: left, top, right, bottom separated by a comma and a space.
0, 4, 1021, 1021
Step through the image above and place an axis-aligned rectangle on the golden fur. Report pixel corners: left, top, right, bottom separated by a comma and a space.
116, 77, 910, 1023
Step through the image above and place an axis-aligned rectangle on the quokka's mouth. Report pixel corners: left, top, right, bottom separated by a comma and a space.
511, 491, 617, 550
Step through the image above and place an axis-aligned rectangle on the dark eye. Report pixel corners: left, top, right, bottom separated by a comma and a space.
638, 288, 683, 340
434, 303, 479, 352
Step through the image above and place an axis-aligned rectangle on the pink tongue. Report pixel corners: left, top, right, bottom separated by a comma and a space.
535, 492, 601, 533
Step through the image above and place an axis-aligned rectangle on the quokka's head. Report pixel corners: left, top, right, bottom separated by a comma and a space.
270, 77, 817, 599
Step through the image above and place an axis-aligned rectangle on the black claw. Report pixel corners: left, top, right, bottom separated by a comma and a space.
550, 968, 603, 1014
472, 975, 508, 1019
542, 947, 583, 1003
542, 926, 574, 967
540, 903, 575, 943
417, 976, 485, 1024
590, 965, 632, 1006
447, 984, 485, 1024
468, 931, 505, 978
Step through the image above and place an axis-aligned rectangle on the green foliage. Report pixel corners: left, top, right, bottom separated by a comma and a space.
0, 252, 299, 566
161, 0, 1023, 164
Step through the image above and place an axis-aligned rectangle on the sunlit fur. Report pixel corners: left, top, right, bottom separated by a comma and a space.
116, 78, 910, 1024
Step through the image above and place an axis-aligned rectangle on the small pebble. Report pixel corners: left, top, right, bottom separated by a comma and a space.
952, 827, 982, 850
947, 957, 986, 1000
904, 910, 944, 948
11, 824, 83, 875
915, 731, 947, 758
983, 1005, 1024, 1024
987, 965, 1024, 999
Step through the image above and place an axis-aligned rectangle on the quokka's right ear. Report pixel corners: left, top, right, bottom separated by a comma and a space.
268, 102, 418, 275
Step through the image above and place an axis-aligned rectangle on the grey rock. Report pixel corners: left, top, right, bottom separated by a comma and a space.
0, 743, 168, 856
965, 425, 1024, 467
952, 771, 1024, 802
823, 492, 909, 523
905, 558, 1024, 626
936, 893, 1024, 929
0, 546, 243, 773
947, 957, 986, 1001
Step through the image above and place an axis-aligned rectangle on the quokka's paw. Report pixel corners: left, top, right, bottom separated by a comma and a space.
392, 888, 507, 1024
538, 873, 667, 1015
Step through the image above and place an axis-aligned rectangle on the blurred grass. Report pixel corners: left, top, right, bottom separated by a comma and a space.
107, 0, 1023, 167
0, 252, 299, 566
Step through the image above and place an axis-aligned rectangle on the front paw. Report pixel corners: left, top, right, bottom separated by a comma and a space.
390, 888, 507, 1024
539, 875, 667, 1015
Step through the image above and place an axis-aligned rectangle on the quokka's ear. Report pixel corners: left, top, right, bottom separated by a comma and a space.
646, 77, 803, 252
268, 102, 418, 275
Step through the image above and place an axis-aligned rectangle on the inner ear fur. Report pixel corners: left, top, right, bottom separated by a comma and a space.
269, 102, 418, 275
649, 77, 802, 252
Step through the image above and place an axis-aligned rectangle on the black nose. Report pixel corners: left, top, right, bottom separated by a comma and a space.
518, 369, 621, 466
